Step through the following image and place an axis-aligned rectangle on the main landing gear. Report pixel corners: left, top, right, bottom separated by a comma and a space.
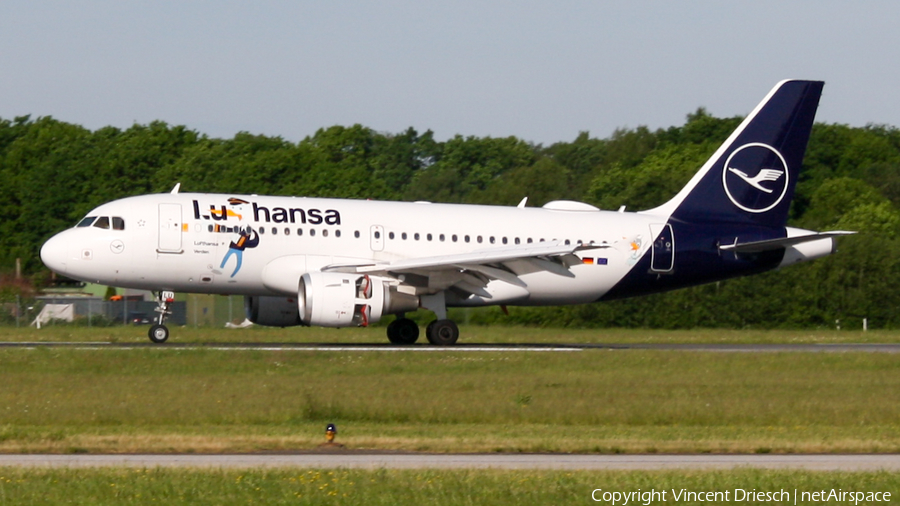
386, 317, 419, 344
385, 292, 460, 345
386, 316, 461, 345
148, 291, 175, 344
425, 319, 459, 346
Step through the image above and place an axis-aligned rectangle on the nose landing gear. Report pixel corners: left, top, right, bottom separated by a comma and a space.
148, 291, 175, 344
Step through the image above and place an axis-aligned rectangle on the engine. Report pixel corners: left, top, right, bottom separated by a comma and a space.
244, 295, 303, 327
298, 271, 418, 327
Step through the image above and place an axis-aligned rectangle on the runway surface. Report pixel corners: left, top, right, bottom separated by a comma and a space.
0, 342, 899, 352
1, 453, 899, 471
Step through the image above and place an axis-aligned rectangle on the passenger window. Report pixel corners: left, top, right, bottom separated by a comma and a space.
477, 236, 483, 243
389, 232, 395, 240
323, 229, 329, 237
354, 231, 360, 238
401, 232, 407, 240
298, 228, 303, 236
336, 230, 341, 238
272, 227, 278, 235
310, 229, 316, 237
76, 216, 96, 227
93, 217, 110, 229
285, 228, 291, 236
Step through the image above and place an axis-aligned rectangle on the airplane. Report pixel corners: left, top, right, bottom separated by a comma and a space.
40, 80, 853, 345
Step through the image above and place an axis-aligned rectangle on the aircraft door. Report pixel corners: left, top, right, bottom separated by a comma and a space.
158, 203, 184, 253
370, 225, 384, 252
650, 223, 674, 273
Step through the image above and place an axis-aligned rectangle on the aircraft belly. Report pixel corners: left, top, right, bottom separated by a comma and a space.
522, 263, 625, 305
447, 262, 626, 307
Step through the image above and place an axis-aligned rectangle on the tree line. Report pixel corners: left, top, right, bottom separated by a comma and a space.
2, 110, 899, 328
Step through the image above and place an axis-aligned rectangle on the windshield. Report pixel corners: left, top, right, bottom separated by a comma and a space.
76, 216, 96, 227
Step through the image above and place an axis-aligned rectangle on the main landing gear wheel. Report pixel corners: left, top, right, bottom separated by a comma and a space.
148, 324, 169, 344
426, 319, 459, 346
387, 317, 419, 344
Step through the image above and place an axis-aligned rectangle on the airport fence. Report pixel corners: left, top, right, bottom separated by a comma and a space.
0, 294, 255, 328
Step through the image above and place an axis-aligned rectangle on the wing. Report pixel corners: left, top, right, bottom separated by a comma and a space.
323, 241, 610, 299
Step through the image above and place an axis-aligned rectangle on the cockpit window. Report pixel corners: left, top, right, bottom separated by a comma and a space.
112, 217, 125, 230
76, 216, 96, 227
93, 217, 110, 229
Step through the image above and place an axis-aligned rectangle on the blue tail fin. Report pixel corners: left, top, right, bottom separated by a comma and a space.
648, 80, 824, 228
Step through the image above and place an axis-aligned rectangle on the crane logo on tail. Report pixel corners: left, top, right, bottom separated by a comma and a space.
726, 167, 783, 193
722, 143, 789, 213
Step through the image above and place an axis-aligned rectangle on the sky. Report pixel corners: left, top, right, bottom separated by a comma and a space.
1, 1, 898, 145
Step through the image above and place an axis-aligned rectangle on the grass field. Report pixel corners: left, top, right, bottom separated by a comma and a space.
0, 468, 897, 505
0, 326, 898, 454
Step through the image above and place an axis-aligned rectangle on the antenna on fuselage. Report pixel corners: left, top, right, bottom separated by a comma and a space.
170, 183, 181, 194
517, 197, 528, 208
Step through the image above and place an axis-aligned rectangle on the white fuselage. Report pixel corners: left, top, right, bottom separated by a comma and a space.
41, 193, 661, 307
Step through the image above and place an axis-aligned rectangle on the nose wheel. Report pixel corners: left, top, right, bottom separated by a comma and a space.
149, 291, 175, 344
149, 324, 169, 344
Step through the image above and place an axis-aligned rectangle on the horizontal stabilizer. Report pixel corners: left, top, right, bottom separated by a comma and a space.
719, 231, 856, 254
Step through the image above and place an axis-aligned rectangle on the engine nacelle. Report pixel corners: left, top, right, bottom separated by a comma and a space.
298, 271, 418, 327
244, 295, 303, 327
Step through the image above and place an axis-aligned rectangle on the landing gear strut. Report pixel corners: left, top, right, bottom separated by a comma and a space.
149, 291, 175, 344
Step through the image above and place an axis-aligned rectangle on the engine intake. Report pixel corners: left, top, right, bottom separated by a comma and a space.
244, 295, 303, 327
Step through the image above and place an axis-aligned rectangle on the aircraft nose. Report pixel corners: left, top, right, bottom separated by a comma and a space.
40, 233, 69, 274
